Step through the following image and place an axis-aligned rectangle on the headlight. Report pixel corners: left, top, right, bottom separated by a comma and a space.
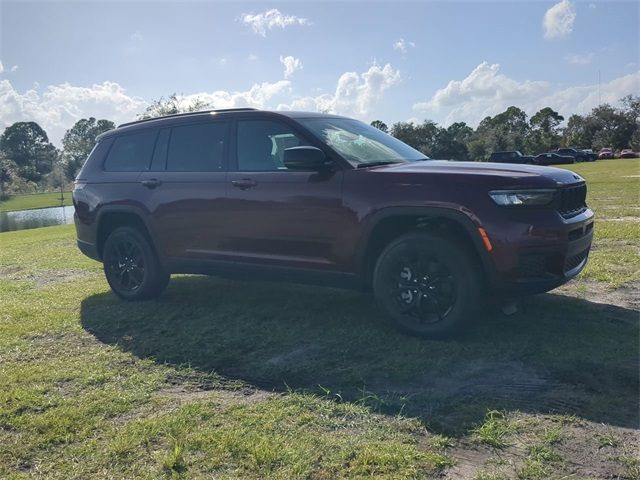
489, 189, 556, 206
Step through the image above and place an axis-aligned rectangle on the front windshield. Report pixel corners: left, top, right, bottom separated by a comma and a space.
298, 117, 429, 165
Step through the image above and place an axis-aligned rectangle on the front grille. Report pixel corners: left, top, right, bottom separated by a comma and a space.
518, 254, 549, 278
558, 184, 587, 217
564, 249, 589, 273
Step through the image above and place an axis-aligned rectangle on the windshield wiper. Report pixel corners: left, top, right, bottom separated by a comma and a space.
356, 161, 402, 169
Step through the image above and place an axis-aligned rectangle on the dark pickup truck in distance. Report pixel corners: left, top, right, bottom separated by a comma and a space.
489, 151, 535, 164
73, 109, 594, 338
555, 148, 592, 162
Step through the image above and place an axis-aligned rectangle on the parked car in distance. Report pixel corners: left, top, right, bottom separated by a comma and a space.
489, 151, 535, 164
555, 148, 591, 162
74, 109, 594, 338
580, 149, 598, 161
619, 149, 638, 159
598, 148, 614, 159
534, 152, 575, 166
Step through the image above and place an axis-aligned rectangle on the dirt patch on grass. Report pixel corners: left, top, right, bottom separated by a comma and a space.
558, 279, 640, 312
33, 269, 96, 288
157, 369, 274, 405
443, 415, 640, 480
601, 216, 640, 222
443, 442, 496, 479
0, 266, 96, 288
157, 385, 274, 405
0, 265, 24, 278
557, 421, 640, 480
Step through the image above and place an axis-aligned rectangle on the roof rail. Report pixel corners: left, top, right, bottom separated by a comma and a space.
117, 108, 258, 128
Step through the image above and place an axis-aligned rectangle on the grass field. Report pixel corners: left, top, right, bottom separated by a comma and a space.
0, 191, 73, 212
0, 159, 638, 479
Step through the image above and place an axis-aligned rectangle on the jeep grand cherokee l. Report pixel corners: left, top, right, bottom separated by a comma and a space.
73, 109, 594, 338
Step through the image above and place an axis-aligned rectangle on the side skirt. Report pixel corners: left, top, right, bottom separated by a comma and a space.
165, 258, 364, 291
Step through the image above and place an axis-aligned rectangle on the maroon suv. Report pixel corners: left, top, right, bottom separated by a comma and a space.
73, 109, 594, 337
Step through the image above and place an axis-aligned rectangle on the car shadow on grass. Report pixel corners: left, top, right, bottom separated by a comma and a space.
80, 275, 639, 435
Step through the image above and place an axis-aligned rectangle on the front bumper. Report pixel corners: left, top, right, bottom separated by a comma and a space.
486, 208, 594, 295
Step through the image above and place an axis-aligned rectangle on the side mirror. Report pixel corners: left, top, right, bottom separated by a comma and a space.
284, 146, 330, 171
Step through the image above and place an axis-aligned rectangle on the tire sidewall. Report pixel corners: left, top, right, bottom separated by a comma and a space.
373, 233, 482, 338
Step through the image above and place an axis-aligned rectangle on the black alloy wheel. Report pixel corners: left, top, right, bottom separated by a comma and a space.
103, 226, 169, 300
373, 232, 482, 338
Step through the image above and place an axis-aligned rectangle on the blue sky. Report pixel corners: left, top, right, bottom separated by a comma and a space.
1, 0, 638, 145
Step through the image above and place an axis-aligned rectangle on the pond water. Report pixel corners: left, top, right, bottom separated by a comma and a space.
0, 206, 75, 233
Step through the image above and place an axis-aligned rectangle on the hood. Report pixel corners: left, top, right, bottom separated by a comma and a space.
370, 160, 584, 188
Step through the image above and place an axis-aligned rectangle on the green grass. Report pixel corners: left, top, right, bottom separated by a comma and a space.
0, 159, 638, 478
472, 411, 516, 449
0, 191, 73, 212
558, 159, 640, 287
474, 473, 509, 480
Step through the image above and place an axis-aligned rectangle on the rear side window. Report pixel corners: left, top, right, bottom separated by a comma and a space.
167, 122, 228, 172
103, 130, 157, 172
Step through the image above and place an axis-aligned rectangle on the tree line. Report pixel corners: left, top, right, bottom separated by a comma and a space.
0, 94, 638, 198
372, 95, 639, 162
0, 118, 115, 199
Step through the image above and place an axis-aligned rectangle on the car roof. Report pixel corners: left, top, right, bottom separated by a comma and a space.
96, 109, 349, 142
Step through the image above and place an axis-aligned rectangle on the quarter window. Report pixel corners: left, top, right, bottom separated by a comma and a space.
103, 130, 157, 172
167, 122, 228, 172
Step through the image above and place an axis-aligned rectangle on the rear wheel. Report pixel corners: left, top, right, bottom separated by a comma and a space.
373, 233, 482, 338
102, 226, 170, 300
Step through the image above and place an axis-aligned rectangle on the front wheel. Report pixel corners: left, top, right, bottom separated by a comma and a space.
373, 233, 483, 338
102, 226, 170, 300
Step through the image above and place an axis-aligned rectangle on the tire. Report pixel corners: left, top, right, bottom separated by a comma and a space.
102, 226, 170, 300
373, 232, 482, 338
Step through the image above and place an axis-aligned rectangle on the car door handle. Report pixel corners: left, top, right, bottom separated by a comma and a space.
140, 178, 162, 189
231, 179, 257, 190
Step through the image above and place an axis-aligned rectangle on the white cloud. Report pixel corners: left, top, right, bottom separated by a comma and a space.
544, 0, 576, 40
0, 80, 147, 145
0, 77, 300, 146
414, 62, 548, 115
124, 31, 144, 56
0, 58, 402, 146
565, 52, 594, 65
217, 57, 228, 67
248, 54, 258, 61
0, 61, 4, 74
279, 63, 401, 118
393, 38, 415, 56
280, 55, 303, 78
413, 62, 640, 126
240, 9, 310, 36
10, 65, 18, 73
182, 80, 293, 111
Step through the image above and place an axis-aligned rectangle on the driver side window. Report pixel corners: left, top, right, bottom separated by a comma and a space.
236, 119, 308, 171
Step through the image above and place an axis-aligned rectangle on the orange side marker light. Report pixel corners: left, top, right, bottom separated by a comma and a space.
478, 227, 493, 252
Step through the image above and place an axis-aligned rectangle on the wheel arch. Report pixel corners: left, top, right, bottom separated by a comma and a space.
357, 207, 493, 289
96, 206, 157, 260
